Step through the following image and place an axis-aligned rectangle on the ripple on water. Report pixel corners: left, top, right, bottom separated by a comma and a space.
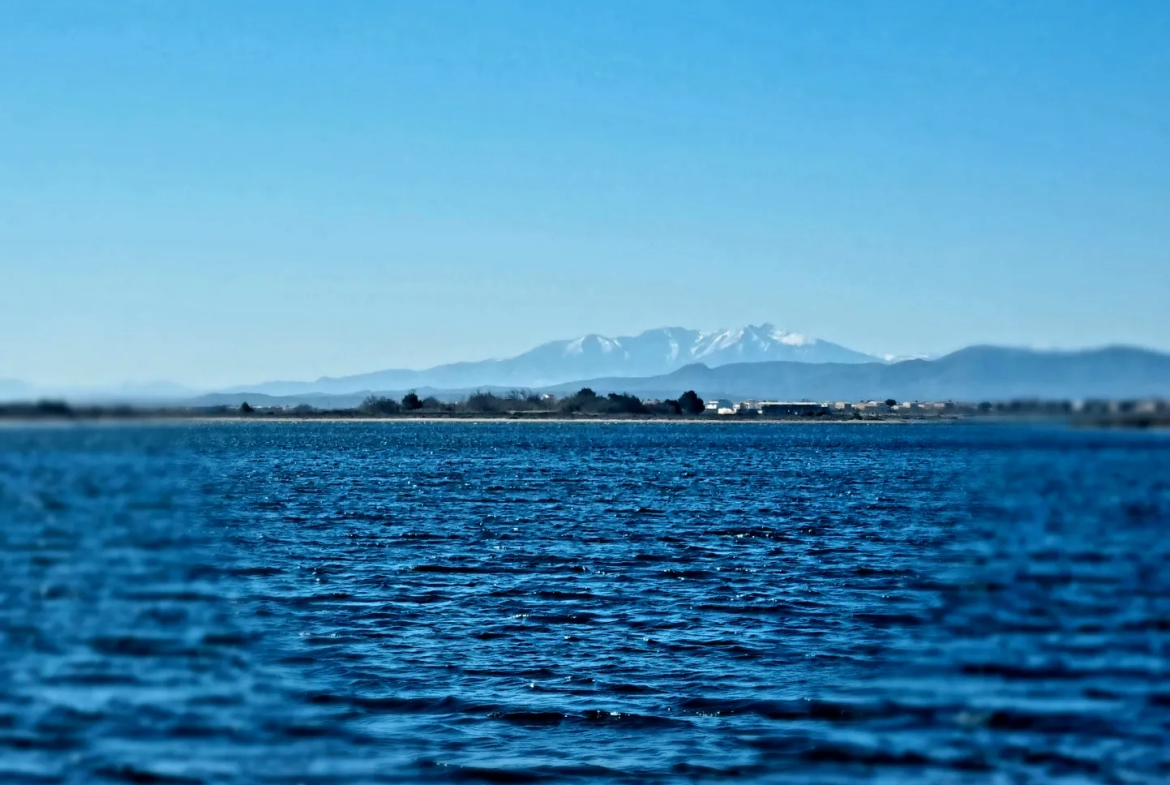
1, 423, 1168, 783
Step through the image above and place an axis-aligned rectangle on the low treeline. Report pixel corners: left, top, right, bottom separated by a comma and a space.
9, 393, 1160, 425
0, 400, 149, 419
0, 389, 708, 420
354, 388, 707, 417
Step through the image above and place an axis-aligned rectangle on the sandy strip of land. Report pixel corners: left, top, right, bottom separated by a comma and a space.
0, 416, 956, 426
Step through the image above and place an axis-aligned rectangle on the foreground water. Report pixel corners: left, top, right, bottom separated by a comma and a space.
1, 423, 1167, 783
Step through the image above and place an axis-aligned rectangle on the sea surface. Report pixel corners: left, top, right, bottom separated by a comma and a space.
1, 422, 1167, 784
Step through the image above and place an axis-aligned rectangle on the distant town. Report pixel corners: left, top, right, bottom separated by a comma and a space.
2, 388, 1167, 428
705, 396, 1170, 422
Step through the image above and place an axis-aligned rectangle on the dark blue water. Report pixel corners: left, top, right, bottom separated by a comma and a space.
1, 423, 1167, 783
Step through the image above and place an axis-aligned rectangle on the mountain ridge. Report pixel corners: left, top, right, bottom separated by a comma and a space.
543, 344, 1170, 403
9, 343, 1170, 405
224, 324, 879, 396
166, 345, 1170, 408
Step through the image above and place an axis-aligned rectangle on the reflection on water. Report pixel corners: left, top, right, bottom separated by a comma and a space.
1, 423, 1167, 783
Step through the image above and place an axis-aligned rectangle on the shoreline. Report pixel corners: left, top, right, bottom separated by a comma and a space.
204, 416, 953, 424
1, 413, 1162, 429
0, 413, 967, 426
0, 414, 1022, 427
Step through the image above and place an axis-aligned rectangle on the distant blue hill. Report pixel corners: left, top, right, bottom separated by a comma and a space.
544, 345, 1170, 402
190, 345, 1170, 407
185, 386, 513, 410
14, 344, 1169, 407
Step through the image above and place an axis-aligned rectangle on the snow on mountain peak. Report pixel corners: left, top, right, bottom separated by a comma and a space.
564, 335, 624, 357
746, 323, 811, 347
550, 324, 876, 376
773, 331, 813, 347
564, 336, 588, 356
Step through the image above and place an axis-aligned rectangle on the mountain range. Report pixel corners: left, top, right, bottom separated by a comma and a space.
545, 345, 1170, 403
224, 324, 878, 396
5, 327, 1170, 405
173, 345, 1170, 408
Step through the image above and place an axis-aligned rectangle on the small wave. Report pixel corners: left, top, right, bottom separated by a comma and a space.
676, 697, 876, 722
90, 765, 203, 784
657, 569, 716, 580
486, 710, 567, 726
411, 564, 493, 574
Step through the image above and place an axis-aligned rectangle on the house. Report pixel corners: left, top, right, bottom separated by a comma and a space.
705, 398, 735, 412
734, 400, 761, 415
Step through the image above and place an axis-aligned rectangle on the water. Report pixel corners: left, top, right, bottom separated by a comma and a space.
1, 422, 1167, 783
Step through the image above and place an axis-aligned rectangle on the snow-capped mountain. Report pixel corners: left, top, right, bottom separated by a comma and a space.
534, 325, 876, 380
231, 324, 881, 396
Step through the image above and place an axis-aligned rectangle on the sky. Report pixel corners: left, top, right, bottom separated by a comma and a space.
2, 1, 1168, 389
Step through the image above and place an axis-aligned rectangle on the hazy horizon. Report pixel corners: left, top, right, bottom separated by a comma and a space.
5, 325, 1169, 395
3, 2, 1168, 388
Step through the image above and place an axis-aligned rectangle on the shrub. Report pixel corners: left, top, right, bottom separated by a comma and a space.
677, 390, 705, 415
360, 395, 400, 415
35, 400, 73, 417
558, 388, 600, 413
646, 399, 682, 415
401, 391, 423, 410
602, 393, 647, 415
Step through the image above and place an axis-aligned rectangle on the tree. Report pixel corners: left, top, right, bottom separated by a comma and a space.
239, 402, 254, 414
360, 395, 400, 415
603, 392, 647, 414
558, 387, 600, 413
421, 396, 447, 411
464, 391, 508, 413
401, 391, 423, 411
646, 398, 682, 415
35, 400, 73, 417
678, 390, 705, 415
884, 398, 898, 408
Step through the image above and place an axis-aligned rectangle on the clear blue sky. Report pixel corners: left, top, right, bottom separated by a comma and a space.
2, 1, 1168, 389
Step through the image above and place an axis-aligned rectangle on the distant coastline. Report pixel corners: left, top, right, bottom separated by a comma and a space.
1, 394, 1165, 429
